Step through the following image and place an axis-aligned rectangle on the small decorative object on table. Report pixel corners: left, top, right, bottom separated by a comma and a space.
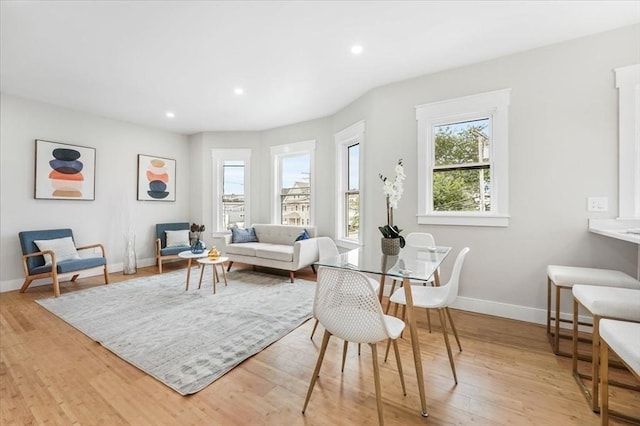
208, 246, 220, 260
190, 223, 205, 254
379, 159, 406, 255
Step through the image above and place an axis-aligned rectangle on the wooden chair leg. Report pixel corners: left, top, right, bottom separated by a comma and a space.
600, 338, 609, 426
19, 278, 34, 293
341, 341, 349, 372
426, 308, 432, 333
385, 280, 397, 314
438, 309, 457, 384
103, 266, 110, 284
384, 337, 392, 362
52, 273, 61, 298
392, 339, 406, 396
159, 259, 163, 274
310, 319, 319, 340
445, 307, 462, 352
302, 330, 331, 414
370, 343, 385, 426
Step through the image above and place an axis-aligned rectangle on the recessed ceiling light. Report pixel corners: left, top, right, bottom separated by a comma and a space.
351, 45, 363, 55
234, 87, 244, 95
165, 112, 175, 118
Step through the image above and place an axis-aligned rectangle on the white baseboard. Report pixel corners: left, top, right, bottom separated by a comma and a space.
0, 257, 157, 293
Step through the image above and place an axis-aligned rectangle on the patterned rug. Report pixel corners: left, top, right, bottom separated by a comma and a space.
36, 269, 315, 395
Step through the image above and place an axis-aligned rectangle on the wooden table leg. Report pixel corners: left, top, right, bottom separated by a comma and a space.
198, 264, 205, 290
185, 259, 192, 291
402, 275, 429, 417
220, 263, 228, 287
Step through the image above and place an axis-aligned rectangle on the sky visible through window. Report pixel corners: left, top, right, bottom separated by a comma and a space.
223, 161, 244, 195
348, 143, 359, 190
281, 154, 310, 188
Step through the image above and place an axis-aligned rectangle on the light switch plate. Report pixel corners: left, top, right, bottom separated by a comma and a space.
587, 197, 608, 212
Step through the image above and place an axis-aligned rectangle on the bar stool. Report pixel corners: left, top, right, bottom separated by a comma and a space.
547, 265, 639, 356
572, 285, 640, 412
599, 319, 640, 425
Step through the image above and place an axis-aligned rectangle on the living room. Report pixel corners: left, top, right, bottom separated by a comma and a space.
1, 2, 639, 425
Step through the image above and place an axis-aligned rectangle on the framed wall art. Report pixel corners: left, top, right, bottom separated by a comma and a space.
137, 154, 176, 201
34, 139, 96, 200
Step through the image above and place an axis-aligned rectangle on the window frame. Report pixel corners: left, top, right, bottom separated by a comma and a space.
615, 64, 640, 219
334, 121, 364, 248
416, 89, 510, 227
270, 140, 316, 225
211, 149, 251, 234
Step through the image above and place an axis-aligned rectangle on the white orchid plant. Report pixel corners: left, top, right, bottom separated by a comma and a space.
378, 159, 406, 247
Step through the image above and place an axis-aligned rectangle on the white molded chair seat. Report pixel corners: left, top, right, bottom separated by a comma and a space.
599, 319, 640, 425
388, 247, 470, 384
572, 285, 640, 412
546, 265, 639, 356
303, 267, 406, 426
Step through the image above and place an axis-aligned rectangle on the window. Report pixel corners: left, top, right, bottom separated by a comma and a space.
270, 140, 316, 225
615, 64, 640, 219
335, 121, 364, 245
212, 149, 251, 232
416, 89, 510, 227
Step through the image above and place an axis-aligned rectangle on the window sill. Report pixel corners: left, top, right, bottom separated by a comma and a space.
417, 214, 510, 227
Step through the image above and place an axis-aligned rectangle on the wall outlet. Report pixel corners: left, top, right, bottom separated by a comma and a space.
587, 196, 608, 212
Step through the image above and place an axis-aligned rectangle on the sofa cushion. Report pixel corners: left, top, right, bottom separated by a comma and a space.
57, 257, 106, 273
253, 224, 316, 245
255, 245, 294, 262
161, 246, 190, 256
34, 236, 80, 266
226, 242, 264, 256
231, 227, 259, 243
295, 229, 310, 242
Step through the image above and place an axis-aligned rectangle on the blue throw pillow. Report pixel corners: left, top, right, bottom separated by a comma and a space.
231, 227, 259, 243
295, 229, 310, 242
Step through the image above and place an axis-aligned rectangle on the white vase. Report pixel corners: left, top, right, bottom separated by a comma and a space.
123, 236, 137, 275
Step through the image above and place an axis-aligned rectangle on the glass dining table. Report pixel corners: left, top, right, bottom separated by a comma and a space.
315, 244, 452, 418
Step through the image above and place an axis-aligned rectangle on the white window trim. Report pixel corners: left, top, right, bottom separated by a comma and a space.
334, 120, 365, 248
270, 140, 316, 225
211, 149, 251, 235
416, 89, 511, 227
615, 64, 640, 220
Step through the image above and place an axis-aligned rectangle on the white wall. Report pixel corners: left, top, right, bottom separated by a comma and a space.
0, 94, 190, 292
196, 24, 639, 324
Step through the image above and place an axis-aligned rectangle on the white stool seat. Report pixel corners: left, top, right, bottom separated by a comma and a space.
571, 285, 640, 412
599, 319, 640, 425
600, 319, 640, 375
546, 265, 639, 357
572, 286, 640, 321
548, 265, 640, 289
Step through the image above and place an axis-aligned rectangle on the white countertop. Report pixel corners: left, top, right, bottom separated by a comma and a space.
589, 219, 640, 245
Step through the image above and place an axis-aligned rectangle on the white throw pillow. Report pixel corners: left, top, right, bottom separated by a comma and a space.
165, 230, 190, 247
34, 236, 80, 266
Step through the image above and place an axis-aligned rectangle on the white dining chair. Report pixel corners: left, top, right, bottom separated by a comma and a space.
302, 266, 406, 426
387, 247, 470, 384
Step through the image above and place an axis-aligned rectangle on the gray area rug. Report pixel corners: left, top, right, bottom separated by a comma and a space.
36, 269, 315, 395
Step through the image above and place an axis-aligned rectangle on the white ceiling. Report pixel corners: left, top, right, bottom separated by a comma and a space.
1, 1, 639, 135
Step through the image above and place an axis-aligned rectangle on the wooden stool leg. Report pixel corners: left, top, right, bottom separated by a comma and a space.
591, 316, 601, 412
600, 338, 609, 425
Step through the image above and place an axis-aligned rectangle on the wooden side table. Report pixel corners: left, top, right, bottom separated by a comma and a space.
177, 250, 209, 291
196, 256, 229, 294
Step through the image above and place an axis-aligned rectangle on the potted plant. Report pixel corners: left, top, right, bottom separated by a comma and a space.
379, 159, 405, 255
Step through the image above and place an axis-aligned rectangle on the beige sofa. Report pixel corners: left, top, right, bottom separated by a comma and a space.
223, 224, 319, 282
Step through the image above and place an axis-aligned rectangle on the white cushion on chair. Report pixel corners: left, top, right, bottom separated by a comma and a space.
572, 285, 640, 321
34, 236, 80, 266
600, 319, 640, 375
547, 265, 639, 289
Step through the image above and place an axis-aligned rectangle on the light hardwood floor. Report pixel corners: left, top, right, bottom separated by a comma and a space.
2, 262, 638, 425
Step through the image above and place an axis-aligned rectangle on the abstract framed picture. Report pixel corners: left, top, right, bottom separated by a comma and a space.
137, 154, 176, 201
34, 139, 96, 200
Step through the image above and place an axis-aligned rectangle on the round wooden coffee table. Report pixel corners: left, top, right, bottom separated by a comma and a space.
196, 256, 229, 294
178, 250, 209, 291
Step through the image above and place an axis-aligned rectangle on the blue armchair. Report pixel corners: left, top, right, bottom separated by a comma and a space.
155, 222, 191, 273
19, 228, 109, 297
